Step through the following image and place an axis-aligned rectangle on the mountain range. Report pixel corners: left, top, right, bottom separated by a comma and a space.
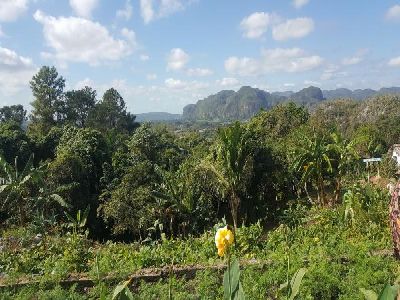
181, 86, 400, 122
137, 86, 400, 122
135, 112, 181, 122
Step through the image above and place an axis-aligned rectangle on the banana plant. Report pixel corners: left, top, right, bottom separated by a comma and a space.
0, 154, 44, 224
292, 130, 333, 205
64, 205, 90, 238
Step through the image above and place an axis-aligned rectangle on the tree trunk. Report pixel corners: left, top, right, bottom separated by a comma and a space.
334, 178, 341, 204
317, 175, 325, 206
390, 182, 400, 259
230, 190, 240, 231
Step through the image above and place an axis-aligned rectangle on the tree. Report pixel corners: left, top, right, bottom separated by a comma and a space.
0, 155, 61, 225
352, 124, 385, 159
29, 66, 65, 134
248, 102, 309, 141
51, 126, 109, 208
202, 122, 253, 230
292, 129, 333, 205
87, 88, 137, 133
0, 105, 26, 126
100, 160, 159, 238
389, 181, 400, 259
48, 126, 110, 236
328, 131, 360, 203
0, 122, 31, 167
64, 87, 97, 127
99, 124, 189, 238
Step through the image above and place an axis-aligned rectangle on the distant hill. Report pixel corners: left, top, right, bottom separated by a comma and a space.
182, 86, 285, 121
135, 112, 181, 122
138, 86, 400, 123
182, 86, 324, 121
322, 87, 400, 100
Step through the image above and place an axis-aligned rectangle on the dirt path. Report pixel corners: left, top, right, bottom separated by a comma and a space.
0, 259, 269, 290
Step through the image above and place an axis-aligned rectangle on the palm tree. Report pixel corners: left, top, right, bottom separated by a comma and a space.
328, 132, 360, 203
199, 122, 252, 230
292, 130, 333, 205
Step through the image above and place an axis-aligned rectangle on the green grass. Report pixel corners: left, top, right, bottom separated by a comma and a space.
1, 201, 399, 299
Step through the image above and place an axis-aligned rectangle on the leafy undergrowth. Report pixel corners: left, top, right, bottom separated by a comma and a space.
1, 202, 399, 299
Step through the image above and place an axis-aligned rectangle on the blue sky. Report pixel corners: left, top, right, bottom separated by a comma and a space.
0, 0, 400, 113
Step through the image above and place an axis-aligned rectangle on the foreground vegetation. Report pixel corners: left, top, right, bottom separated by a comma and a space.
1, 66, 400, 299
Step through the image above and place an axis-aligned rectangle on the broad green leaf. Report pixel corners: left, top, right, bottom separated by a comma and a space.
229, 258, 240, 293
223, 270, 231, 300
112, 280, 133, 300
0, 184, 9, 194
64, 211, 76, 224
49, 194, 70, 208
359, 288, 378, 300
377, 283, 398, 300
279, 281, 289, 291
234, 282, 246, 300
289, 268, 307, 300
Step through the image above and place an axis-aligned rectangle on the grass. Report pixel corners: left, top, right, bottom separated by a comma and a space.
0, 198, 399, 299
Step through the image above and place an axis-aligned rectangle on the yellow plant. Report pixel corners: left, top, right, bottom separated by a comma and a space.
215, 226, 234, 257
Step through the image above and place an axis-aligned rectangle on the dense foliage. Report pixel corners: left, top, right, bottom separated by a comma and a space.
2, 66, 400, 298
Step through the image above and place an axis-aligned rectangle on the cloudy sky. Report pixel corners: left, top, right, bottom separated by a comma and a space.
0, 0, 400, 113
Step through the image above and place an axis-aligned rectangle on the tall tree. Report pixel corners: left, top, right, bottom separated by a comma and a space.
292, 129, 333, 205
201, 122, 252, 230
64, 86, 97, 127
0, 105, 27, 126
328, 131, 360, 203
87, 88, 137, 133
29, 66, 65, 133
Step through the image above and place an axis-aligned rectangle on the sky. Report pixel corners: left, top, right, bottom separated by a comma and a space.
0, 0, 400, 114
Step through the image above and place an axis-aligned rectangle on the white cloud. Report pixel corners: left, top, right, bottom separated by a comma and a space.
341, 57, 362, 65
0, 0, 29, 22
388, 56, 400, 67
140, 0, 193, 24
0, 46, 36, 96
69, 0, 98, 18
386, 5, 400, 21
146, 73, 157, 80
225, 48, 323, 76
217, 77, 240, 87
140, 54, 150, 61
34, 10, 135, 66
159, 0, 184, 17
272, 18, 314, 41
117, 0, 133, 21
75, 78, 95, 90
165, 78, 208, 90
284, 83, 295, 87
293, 0, 310, 9
320, 64, 347, 81
121, 27, 136, 43
341, 49, 368, 65
140, 0, 154, 23
304, 80, 320, 86
167, 48, 189, 71
187, 68, 213, 76
240, 12, 279, 39
165, 78, 186, 89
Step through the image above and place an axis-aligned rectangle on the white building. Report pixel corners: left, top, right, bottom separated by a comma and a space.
392, 144, 400, 166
